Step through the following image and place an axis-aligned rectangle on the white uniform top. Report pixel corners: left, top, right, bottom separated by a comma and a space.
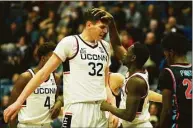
18, 69, 57, 124
119, 70, 150, 124
54, 35, 110, 104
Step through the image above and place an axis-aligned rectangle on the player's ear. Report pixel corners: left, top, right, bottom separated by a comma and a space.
169, 49, 174, 56
41, 56, 45, 62
131, 55, 136, 62
86, 21, 93, 28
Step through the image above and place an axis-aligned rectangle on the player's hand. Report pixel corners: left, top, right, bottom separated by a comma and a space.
109, 113, 119, 128
50, 101, 62, 119
4, 101, 21, 123
100, 100, 111, 111
91, 8, 114, 23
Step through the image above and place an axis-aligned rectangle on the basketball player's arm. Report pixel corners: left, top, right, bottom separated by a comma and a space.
4, 54, 62, 122
92, 8, 127, 60
50, 73, 63, 119
105, 68, 119, 128
8, 72, 32, 128
101, 77, 146, 122
108, 73, 124, 96
108, 19, 127, 61
148, 90, 162, 103
160, 89, 172, 128
159, 69, 173, 128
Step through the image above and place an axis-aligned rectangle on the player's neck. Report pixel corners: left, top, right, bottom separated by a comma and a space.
81, 30, 95, 43
128, 66, 143, 75
173, 55, 189, 64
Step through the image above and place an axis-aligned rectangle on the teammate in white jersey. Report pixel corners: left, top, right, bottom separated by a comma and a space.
4, 8, 118, 127
8, 43, 62, 128
101, 43, 153, 127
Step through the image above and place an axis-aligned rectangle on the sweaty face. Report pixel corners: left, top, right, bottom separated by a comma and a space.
89, 21, 108, 41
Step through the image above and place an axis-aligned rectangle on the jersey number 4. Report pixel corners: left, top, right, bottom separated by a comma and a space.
88, 62, 103, 76
44, 96, 51, 109
182, 79, 192, 99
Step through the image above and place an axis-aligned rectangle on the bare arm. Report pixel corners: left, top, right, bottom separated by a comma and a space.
50, 73, 63, 119
108, 73, 124, 95
108, 20, 127, 60
160, 89, 172, 128
8, 72, 32, 128
148, 90, 162, 103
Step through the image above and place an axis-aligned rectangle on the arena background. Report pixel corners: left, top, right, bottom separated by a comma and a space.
0, 1, 192, 128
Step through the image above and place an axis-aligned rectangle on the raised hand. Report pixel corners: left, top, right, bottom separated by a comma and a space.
91, 8, 114, 23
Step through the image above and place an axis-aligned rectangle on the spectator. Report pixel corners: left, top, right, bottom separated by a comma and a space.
125, 2, 142, 28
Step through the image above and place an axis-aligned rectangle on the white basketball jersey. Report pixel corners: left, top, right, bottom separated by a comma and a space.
119, 70, 150, 124
63, 35, 110, 104
18, 69, 57, 124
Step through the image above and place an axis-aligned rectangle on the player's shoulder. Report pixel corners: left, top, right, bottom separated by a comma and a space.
110, 73, 124, 83
100, 39, 110, 47
16, 70, 33, 83
128, 76, 147, 87
59, 35, 77, 43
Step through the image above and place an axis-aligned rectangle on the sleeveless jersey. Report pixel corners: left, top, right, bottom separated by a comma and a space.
119, 70, 150, 124
164, 64, 192, 128
63, 35, 110, 104
18, 69, 57, 124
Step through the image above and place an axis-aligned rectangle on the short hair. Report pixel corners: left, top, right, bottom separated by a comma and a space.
83, 8, 108, 25
161, 32, 189, 55
132, 43, 150, 68
37, 42, 56, 59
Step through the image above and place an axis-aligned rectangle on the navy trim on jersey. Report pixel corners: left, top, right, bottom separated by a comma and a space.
68, 35, 79, 60
63, 60, 70, 72
77, 35, 98, 49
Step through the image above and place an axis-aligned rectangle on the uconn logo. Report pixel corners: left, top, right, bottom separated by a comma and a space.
34, 87, 56, 94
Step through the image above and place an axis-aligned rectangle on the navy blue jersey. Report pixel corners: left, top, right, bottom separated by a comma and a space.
158, 63, 192, 128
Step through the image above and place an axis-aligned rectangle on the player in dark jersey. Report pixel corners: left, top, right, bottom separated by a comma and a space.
158, 33, 192, 128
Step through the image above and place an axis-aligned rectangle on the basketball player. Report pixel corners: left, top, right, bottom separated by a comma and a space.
8, 43, 62, 128
4, 8, 118, 127
92, 8, 153, 127
158, 33, 192, 128
101, 43, 153, 127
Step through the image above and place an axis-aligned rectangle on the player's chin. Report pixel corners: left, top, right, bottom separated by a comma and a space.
98, 35, 104, 40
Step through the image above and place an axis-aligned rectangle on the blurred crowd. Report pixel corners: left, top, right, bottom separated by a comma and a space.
0, 1, 192, 128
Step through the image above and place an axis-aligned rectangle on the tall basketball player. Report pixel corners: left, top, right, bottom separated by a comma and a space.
8, 43, 62, 128
4, 8, 118, 127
